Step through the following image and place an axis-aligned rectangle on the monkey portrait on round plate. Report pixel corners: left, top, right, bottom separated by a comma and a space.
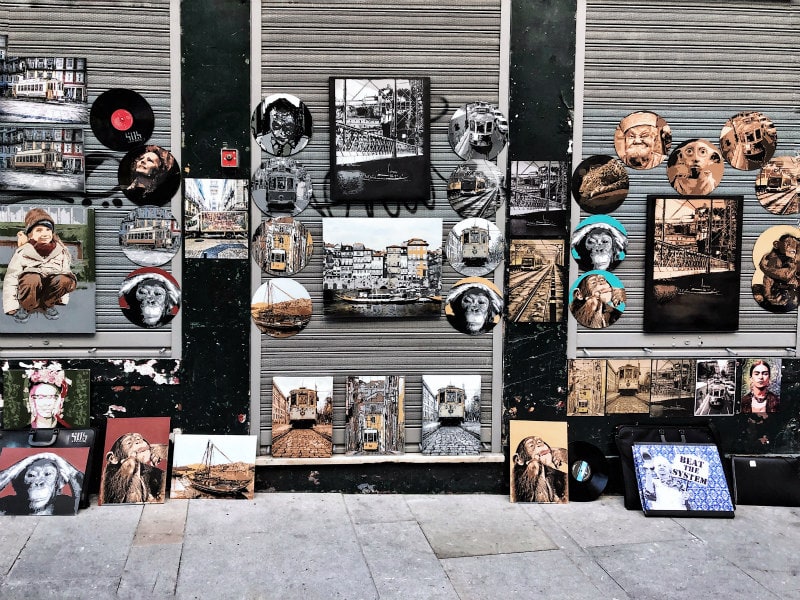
571, 215, 628, 272
118, 267, 181, 328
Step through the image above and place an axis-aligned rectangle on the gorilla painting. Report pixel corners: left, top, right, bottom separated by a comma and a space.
100, 432, 168, 505
118, 268, 181, 328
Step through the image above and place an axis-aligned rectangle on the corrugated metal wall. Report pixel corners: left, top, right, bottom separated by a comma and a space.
1, 0, 178, 358
254, 0, 505, 454
573, 0, 800, 357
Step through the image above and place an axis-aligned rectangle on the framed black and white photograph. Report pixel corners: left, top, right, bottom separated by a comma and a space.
183, 178, 249, 259
694, 359, 736, 417
567, 359, 606, 416
644, 196, 743, 333
322, 217, 442, 318
446, 218, 504, 277
447, 101, 508, 160
507, 239, 565, 323
119, 206, 181, 267
250, 158, 312, 218
330, 77, 429, 204
251, 93, 312, 157
0, 57, 88, 124
251, 217, 313, 276
649, 359, 696, 418
420, 374, 481, 456
509, 160, 569, 236
0, 126, 84, 193
447, 159, 504, 219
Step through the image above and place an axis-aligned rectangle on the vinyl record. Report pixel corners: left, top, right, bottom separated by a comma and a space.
90, 89, 155, 151
568, 441, 609, 501
118, 145, 181, 206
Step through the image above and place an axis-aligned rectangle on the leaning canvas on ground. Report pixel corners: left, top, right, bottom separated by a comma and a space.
272, 376, 333, 458
330, 77, 430, 204
0, 204, 96, 334
170, 434, 257, 500
420, 374, 481, 455
632, 442, 734, 518
0, 446, 89, 516
2, 366, 90, 429
509, 420, 568, 503
98, 417, 171, 505
345, 375, 405, 455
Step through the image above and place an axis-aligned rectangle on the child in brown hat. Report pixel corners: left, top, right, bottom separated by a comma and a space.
2, 207, 77, 323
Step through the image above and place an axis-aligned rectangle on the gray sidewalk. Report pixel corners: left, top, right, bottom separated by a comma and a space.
1, 493, 798, 599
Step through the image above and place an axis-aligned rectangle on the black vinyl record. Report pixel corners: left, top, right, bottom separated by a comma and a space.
90, 89, 155, 151
568, 441, 609, 501
118, 145, 181, 206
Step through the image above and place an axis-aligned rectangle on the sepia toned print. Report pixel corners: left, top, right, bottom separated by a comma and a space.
420, 374, 481, 456
605, 360, 650, 415
614, 111, 672, 170
755, 156, 800, 215
507, 240, 565, 323
649, 359, 696, 418
719, 111, 776, 171
571, 155, 629, 214
751, 225, 800, 313
272, 376, 333, 458
644, 196, 742, 332
567, 359, 606, 416
568, 270, 626, 329
345, 375, 405, 455
666, 139, 724, 196
170, 434, 257, 500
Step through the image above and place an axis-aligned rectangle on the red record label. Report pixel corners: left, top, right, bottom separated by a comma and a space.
111, 108, 134, 131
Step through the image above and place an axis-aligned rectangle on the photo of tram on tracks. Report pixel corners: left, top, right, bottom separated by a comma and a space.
271, 377, 333, 458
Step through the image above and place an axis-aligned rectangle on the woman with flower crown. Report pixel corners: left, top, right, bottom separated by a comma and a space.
25, 365, 72, 429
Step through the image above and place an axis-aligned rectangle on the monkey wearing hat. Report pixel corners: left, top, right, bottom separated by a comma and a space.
2, 207, 77, 323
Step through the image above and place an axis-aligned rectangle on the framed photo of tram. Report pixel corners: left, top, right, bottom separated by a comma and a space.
329, 77, 430, 205
271, 376, 333, 458
643, 195, 743, 333
322, 217, 442, 319
420, 374, 481, 455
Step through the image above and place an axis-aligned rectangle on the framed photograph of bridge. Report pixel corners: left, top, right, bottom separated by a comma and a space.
329, 77, 430, 205
644, 195, 743, 333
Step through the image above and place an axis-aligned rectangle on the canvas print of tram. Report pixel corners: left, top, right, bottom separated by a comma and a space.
330, 77, 430, 204
446, 218, 504, 277
271, 376, 333, 458
420, 375, 481, 455
695, 359, 736, 416
0, 204, 95, 334
509, 160, 569, 237
567, 359, 606, 416
649, 359, 696, 418
0, 126, 85, 193
0, 57, 88, 124
251, 217, 313, 277
509, 420, 568, 503
604, 360, 650, 415
506, 239, 566, 323
447, 160, 505, 220
183, 178, 249, 259
98, 417, 170, 505
345, 375, 405, 455
170, 434, 257, 500
644, 196, 743, 333
119, 206, 181, 267
322, 218, 442, 319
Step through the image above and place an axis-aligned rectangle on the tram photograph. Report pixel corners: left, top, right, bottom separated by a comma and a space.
271, 377, 333, 458
250, 158, 312, 217
420, 375, 481, 456
446, 217, 504, 277
605, 360, 649, 414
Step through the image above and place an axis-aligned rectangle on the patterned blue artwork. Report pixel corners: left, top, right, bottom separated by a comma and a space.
632, 442, 734, 517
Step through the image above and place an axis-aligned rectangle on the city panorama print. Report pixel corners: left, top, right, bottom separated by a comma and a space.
322, 218, 442, 318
